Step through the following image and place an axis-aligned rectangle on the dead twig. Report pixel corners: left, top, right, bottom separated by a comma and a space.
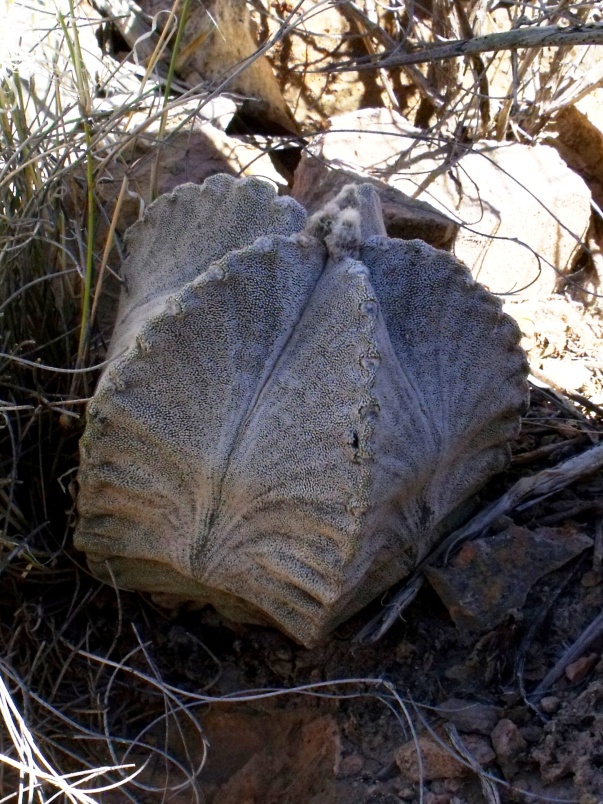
529, 380, 599, 441
511, 437, 585, 467
325, 22, 603, 71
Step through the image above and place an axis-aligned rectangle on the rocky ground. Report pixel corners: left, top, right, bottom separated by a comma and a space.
92, 382, 603, 804
2, 1, 603, 802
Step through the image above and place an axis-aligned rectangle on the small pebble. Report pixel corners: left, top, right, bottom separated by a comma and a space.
437, 698, 500, 735
339, 753, 365, 777
425, 794, 451, 804
519, 725, 543, 744
491, 515, 514, 533
539, 696, 560, 714
395, 783, 415, 801
565, 653, 598, 683
491, 718, 527, 760
443, 778, 463, 793
581, 570, 602, 588
498, 690, 521, 706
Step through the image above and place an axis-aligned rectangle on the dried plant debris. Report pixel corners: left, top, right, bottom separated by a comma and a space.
74, 174, 528, 648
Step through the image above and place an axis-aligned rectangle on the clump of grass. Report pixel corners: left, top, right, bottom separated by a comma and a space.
0, 0, 216, 797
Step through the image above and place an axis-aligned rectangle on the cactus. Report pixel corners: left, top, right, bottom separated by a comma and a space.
75, 174, 528, 647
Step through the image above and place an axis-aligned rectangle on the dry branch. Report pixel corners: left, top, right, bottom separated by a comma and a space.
356, 441, 603, 644
327, 22, 603, 71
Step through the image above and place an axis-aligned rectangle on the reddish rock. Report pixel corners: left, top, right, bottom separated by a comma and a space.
424, 525, 592, 635
139, 0, 296, 134
216, 713, 341, 803
491, 719, 528, 762
292, 152, 457, 249
395, 733, 494, 782
565, 654, 598, 683
197, 705, 341, 802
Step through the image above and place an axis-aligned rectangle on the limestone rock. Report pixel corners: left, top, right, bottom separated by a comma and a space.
400, 142, 592, 300
313, 108, 419, 174
75, 174, 528, 647
310, 110, 592, 299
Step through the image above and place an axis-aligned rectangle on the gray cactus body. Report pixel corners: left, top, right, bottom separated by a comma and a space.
75, 174, 528, 647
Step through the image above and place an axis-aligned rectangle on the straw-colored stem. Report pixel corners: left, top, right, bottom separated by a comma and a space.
150, 0, 192, 200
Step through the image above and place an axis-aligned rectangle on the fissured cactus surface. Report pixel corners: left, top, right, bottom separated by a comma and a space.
75, 175, 528, 647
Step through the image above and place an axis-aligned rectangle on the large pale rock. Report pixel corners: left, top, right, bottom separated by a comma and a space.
313, 108, 419, 174
310, 110, 592, 299
398, 142, 592, 299
256, 1, 388, 128
75, 174, 528, 647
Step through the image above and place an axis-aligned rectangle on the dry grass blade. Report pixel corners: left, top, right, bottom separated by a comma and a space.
530, 607, 603, 702
0, 672, 139, 802
446, 725, 501, 804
